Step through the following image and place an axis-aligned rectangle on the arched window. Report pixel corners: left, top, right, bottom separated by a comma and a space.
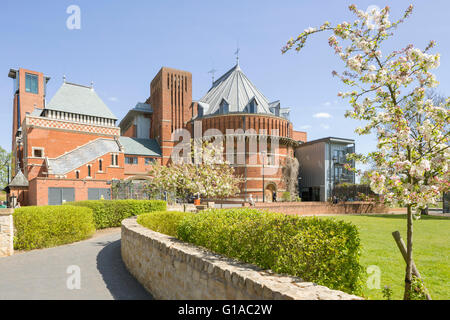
75, 171, 79, 179
87, 165, 91, 177
99, 159, 103, 172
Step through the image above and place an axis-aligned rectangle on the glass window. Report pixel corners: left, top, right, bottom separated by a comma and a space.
99, 159, 103, 171
220, 100, 229, 114
33, 148, 43, 158
125, 156, 138, 164
111, 153, 119, 166
145, 158, 155, 165
87, 165, 91, 177
25, 73, 38, 94
249, 99, 258, 113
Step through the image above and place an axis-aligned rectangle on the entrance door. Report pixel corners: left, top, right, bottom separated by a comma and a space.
48, 187, 75, 205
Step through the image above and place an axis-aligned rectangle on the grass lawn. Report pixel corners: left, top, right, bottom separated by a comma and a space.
321, 214, 449, 300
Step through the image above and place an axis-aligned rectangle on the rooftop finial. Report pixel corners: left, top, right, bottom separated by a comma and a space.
63, 74, 66, 83
208, 68, 217, 84
234, 46, 240, 66
90, 81, 94, 89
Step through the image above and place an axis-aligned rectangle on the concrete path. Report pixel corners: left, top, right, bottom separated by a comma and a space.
0, 230, 153, 300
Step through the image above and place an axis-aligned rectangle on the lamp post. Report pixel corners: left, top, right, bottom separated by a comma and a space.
261, 151, 266, 202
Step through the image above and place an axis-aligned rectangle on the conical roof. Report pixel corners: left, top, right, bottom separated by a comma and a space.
8, 170, 28, 188
200, 63, 273, 115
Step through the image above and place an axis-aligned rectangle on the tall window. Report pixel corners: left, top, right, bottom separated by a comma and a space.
25, 73, 38, 94
99, 159, 103, 171
75, 171, 80, 179
219, 99, 229, 114
249, 99, 257, 113
87, 165, 92, 177
111, 153, 119, 166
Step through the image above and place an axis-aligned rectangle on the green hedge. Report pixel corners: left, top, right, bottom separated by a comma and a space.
176, 208, 363, 295
13, 205, 95, 250
67, 199, 167, 229
137, 211, 192, 237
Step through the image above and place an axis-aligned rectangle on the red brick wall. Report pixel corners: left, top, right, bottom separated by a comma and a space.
123, 155, 160, 178
292, 130, 307, 143
122, 124, 136, 137
28, 178, 113, 206
149, 67, 192, 165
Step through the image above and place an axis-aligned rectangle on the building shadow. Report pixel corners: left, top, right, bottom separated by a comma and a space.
96, 239, 153, 300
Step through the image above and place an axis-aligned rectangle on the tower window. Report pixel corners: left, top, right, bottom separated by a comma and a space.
32, 147, 44, 158
25, 73, 38, 94
75, 171, 80, 179
87, 165, 92, 177
99, 159, 103, 171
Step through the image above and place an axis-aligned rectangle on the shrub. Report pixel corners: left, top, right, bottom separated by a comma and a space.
177, 208, 363, 295
137, 211, 193, 237
13, 205, 95, 250
281, 191, 291, 202
68, 199, 167, 229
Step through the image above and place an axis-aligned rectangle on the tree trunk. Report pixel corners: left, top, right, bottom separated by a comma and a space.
404, 204, 413, 299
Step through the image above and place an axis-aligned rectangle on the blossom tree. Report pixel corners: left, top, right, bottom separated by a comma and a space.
147, 140, 242, 201
282, 4, 449, 299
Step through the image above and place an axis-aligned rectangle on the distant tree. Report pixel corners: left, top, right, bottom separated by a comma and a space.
0, 146, 11, 189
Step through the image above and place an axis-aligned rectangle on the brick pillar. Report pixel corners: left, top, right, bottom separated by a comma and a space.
0, 209, 14, 257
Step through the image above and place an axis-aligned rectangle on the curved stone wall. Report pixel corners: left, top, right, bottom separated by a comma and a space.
121, 217, 362, 300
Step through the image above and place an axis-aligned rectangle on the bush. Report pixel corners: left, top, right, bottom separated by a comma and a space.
68, 199, 167, 229
281, 191, 291, 202
137, 211, 193, 237
13, 205, 95, 250
176, 208, 363, 295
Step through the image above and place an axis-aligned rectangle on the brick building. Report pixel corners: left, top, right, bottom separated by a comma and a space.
6, 62, 310, 205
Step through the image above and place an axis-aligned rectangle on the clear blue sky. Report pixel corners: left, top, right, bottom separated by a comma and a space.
1, 0, 448, 165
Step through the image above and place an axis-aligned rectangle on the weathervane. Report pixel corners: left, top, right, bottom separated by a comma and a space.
234, 46, 240, 65
208, 68, 217, 84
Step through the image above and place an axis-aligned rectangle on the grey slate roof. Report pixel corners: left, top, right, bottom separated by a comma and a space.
200, 63, 273, 115
30, 108, 43, 117
47, 139, 121, 175
119, 137, 161, 157
8, 170, 28, 187
46, 82, 117, 120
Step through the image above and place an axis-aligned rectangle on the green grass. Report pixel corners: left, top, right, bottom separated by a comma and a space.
321, 214, 450, 300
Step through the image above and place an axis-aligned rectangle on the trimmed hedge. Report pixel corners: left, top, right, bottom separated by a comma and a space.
176, 209, 363, 295
68, 199, 167, 229
13, 205, 95, 250
137, 211, 192, 237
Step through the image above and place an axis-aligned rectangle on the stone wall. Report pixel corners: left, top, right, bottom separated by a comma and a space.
0, 209, 14, 257
251, 201, 388, 215
121, 217, 362, 300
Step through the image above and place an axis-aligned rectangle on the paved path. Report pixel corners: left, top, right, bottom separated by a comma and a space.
0, 230, 153, 300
